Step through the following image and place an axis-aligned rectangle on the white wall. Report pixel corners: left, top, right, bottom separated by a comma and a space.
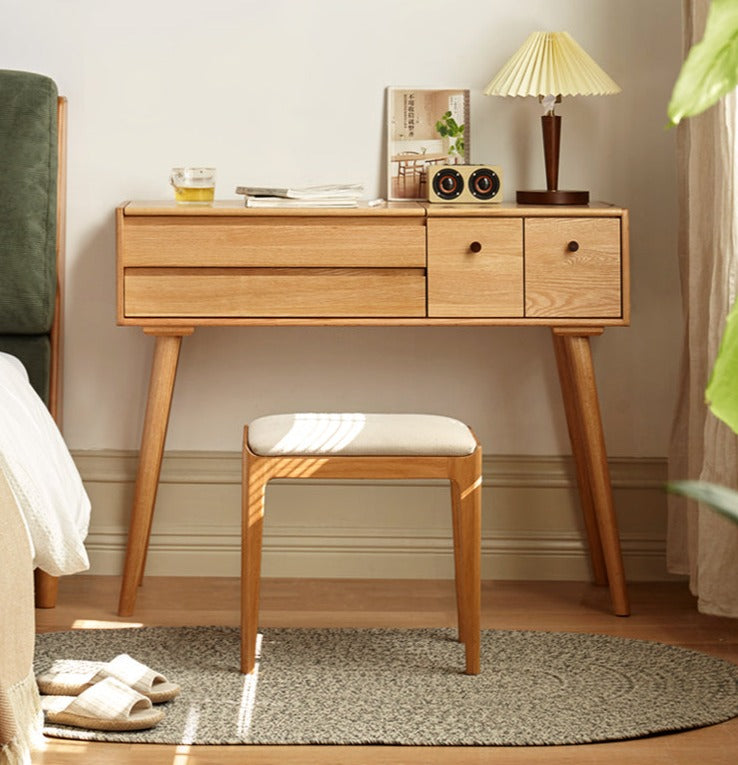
3, 0, 682, 460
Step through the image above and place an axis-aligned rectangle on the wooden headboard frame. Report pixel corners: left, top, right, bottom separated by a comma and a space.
49, 95, 66, 428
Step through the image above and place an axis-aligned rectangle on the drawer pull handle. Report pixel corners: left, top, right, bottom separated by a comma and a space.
469, 241, 483, 253
567, 240, 580, 253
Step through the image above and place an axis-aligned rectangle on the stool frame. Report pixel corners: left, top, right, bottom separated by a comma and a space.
240, 425, 483, 675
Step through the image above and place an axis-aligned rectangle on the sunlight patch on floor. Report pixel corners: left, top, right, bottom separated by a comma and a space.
71, 619, 143, 629
172, 744, 191, 764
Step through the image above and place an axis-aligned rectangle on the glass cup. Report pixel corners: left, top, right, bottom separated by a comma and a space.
170, 167, 216, 203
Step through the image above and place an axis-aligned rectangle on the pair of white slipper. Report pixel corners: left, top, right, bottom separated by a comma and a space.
37, 653, 180, 731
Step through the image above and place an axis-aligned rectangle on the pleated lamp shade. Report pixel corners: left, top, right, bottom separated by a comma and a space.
483, 32, 620, 204
484, 31, 621, 98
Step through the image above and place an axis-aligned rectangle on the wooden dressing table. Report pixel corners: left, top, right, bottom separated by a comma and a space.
116, 200, 630, 617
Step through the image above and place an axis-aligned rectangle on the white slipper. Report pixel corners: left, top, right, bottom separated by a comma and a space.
41, 677, 165, 731
37, 653, 180, 703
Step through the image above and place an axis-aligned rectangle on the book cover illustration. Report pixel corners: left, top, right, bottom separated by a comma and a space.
386, 88, 470, 201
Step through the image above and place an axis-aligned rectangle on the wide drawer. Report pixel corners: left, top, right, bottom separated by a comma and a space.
119, 216, 426, 268
123, 267, 426, 318
524, 218, 622, 318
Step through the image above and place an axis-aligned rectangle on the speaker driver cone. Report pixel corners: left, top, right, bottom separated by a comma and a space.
469, 167, 500, 200
432, 168, 463, 200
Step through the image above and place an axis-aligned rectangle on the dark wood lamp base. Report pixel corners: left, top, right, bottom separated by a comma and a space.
517, 189, 589, 205
521, 113, 590, 206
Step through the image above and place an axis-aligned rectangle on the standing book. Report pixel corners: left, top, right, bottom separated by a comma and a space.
386, 88, 470, 201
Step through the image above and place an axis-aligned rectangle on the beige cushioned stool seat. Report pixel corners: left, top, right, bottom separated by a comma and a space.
248, 413, 477, 457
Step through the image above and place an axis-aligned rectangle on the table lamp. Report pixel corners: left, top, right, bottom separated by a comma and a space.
484, 31, 620, 205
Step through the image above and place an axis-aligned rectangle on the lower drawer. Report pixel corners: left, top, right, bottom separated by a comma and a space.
124, 267, 426, 318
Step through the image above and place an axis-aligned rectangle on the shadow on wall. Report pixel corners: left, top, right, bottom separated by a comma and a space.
66, 208, 151, 446
163, 323, 569, 454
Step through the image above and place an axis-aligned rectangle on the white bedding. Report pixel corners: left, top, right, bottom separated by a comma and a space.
0, 352, 90, 576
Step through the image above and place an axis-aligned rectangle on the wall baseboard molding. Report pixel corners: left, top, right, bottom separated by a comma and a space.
74, 450, 678, 581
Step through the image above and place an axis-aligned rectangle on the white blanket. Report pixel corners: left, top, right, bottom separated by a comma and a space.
0, 352, 90, 576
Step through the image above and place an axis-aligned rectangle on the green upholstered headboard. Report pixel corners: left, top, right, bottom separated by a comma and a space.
0, 70, 59, 403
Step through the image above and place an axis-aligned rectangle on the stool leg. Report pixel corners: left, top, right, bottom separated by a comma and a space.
450, 483, 467, 645
241, 454, 267, 674
451, 449, 482, 675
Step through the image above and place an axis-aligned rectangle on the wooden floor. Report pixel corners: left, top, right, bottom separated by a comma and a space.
32, 576, 738, 764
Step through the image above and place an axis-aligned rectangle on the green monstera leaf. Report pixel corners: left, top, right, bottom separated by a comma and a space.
706, 299, 738, 432
668, 480, 738, 525
668, 0, 738, 125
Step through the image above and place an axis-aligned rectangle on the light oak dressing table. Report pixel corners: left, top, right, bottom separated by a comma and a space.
116, 200, 630, 617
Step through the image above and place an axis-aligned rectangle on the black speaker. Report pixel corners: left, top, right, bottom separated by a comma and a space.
428, 165, 503, 203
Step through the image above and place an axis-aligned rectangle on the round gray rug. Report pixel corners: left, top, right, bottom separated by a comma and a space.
34, 626, 738, 746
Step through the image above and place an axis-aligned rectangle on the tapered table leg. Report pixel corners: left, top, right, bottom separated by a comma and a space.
552, 328, 630, 616
118, 329, 192, 616
552, 332, 608, 586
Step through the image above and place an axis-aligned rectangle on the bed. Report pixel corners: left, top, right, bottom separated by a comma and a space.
0, 67, 82, 765
0, 69, 67, 607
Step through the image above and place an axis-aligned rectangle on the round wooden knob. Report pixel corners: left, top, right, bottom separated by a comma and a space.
567, 240, 580, 253
469, 241, 482, 253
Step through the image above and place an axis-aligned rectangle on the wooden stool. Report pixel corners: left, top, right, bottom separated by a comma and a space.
241, 413, 483, 675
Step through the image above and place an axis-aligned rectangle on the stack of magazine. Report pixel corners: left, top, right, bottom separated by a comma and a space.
235, 184, 364, 208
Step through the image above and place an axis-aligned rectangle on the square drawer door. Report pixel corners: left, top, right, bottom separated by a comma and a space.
427, 218, 523, 317
525, 218, 622, 318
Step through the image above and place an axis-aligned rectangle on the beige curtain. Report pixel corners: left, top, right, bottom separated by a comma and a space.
667, 0, 738, 617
